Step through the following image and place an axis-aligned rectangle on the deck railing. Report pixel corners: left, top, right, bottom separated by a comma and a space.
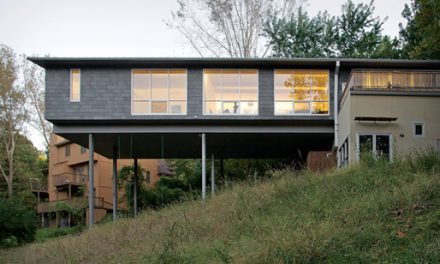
37, 196, 104, 213
345, 70, 440, 90
53, 172, 87, 187
30, 178, 48, 192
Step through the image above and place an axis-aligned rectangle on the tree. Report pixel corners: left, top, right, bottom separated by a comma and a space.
0, 197, 37, 247
399, 0, 440, 59
0, 44, 27, 197
264, 0, 397, 58
336, 0, 385, 58
263, 8, 337, 58
22, 57, 51, 147
168, 0, 304, 57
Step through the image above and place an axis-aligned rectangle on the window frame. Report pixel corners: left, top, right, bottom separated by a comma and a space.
273, 69, 330, 116
356, 132, 393, 161
70, 69, 81, 102
202, 69, 259, 116
131, 69, 188, 116
338, 138, 349, 168
65, 145, 71, 157
413, 122, 425, 137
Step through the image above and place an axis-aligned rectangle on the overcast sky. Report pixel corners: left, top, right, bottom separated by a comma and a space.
0, 0, 410, 150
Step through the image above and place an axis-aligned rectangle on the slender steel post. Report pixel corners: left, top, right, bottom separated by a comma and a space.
133, 158, 138, 217
202, 133, 206, 200
88, 133, 95, 228
112, 144, 118, 222
211, 153, 215, 196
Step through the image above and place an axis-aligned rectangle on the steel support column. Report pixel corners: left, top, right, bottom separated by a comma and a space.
112, 144, 118, 221
133, 158, 138, 217
202, 133, 206, 200
88, 133, 95, 228
211, 153, 215, 196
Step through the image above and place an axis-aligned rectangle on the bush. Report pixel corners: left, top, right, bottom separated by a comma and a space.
34, 226, 83, 242
0, 198, 37, 248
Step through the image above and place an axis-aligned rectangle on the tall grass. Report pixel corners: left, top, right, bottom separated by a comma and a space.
1, 149, 440, 263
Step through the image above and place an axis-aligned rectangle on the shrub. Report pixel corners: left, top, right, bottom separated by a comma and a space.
0, 198, 37, 248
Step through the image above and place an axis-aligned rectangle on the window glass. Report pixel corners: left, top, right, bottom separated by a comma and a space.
169, 101, 186, 114
274, 70, 329, 115
71, 69, 80, 101
65, 145, 71, 157
222, 70, 240, 101
169, 70, 186, 100
294, 102, 310, 114
414, 123, 424, 136
311, 102, 329, 114
240, 70, 258, 100
151, 70, 168, 100
359, 135, 373, 158
275, 102, 293, 115
204, 70, 222, 100
240, 101, 258, 115
376, 135, 390, 160
223, 101, 239, 114
133, 101, 149, 114
133, 70, 150, 100
204, 69, 258, 115
132, 69, 187, 114
204, 101, 222, 115
151, 101, 167, 113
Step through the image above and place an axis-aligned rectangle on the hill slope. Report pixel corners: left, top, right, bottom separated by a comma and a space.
2, 152, 440, 263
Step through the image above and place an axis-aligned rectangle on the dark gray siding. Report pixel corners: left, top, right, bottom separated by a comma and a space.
45, 67, 335, 123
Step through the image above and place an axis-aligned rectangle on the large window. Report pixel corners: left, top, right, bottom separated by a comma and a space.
357, 133, 392, 161
132, 69, 187, 115
274, 70, 329, 115
70, 69, 81, 102
203, 69, 258, 115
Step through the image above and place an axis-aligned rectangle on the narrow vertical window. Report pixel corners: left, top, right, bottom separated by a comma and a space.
413, 123, 424, 137
65, 145, 71, 157
70, 69, 81, 102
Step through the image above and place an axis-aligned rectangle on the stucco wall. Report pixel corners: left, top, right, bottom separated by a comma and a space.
347, 95, 440, 161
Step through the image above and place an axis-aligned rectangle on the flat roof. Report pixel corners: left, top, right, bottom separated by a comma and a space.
28, 57, 440, 69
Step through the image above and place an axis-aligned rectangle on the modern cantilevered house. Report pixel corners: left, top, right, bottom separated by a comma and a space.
28, 57, 440, 227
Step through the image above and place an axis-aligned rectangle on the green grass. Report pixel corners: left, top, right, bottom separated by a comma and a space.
34, 226, 84, 243
1, 150, 440, 263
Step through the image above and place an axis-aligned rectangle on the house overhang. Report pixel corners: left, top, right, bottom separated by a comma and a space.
28, 57, 440, 69
54, 124, 334, 159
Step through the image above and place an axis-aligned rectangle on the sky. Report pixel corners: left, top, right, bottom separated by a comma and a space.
0, 0, 411, 150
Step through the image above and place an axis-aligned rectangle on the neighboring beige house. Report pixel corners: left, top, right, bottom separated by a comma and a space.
31, 133, 160, 228
338, 70, 440, 167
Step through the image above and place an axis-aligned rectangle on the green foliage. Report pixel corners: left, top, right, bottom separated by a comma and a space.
264, 8, 337, 58
399, 0, 440, 59
264, 0, 402, 59
55, 202, 84, 225
0, 198, 37, 248
0, 133, 43, 201
34, 226, 83, 243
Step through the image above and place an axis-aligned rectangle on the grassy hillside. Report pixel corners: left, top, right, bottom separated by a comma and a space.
1, 151, 440, 263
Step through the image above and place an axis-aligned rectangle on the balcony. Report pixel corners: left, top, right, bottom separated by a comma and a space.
37, 196, 104, 213
53, 172, 87, 187
345, 70, 440, 91
30, 178, 48, 192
